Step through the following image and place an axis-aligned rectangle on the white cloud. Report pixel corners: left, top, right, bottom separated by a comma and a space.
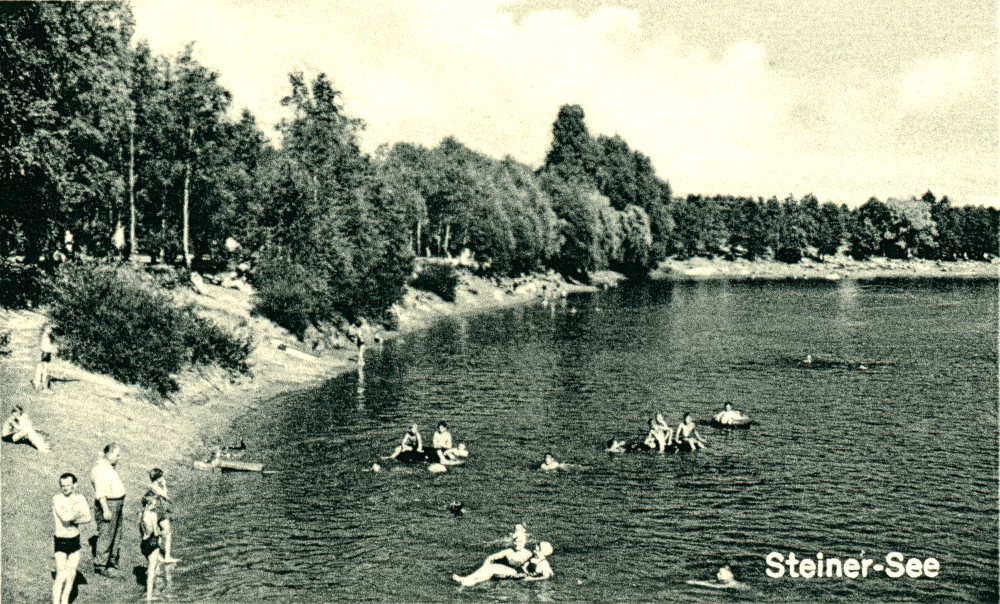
131, 1, 997, 206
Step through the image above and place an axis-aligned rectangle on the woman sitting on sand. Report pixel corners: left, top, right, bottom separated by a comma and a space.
1, 405, 50, 453
386, 424, 423, 459
453, 527, 533, 587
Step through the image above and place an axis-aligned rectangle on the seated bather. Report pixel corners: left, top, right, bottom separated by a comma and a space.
453, 528, 533, 587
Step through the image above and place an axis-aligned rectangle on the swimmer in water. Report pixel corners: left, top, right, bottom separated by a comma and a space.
453, 527, 532, 586
385, 424, 423, 459
713, 402, 749, 425
540, 454, 567, 472
675, 413, 706, 451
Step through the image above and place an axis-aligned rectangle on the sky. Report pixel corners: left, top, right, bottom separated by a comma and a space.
130, 0, 999, 207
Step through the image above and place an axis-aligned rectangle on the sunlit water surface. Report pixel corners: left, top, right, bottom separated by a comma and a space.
168, 278, 997, 602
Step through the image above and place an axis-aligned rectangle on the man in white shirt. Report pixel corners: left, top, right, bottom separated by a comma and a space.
90, 444, 125, 576
53, 473, 92, 604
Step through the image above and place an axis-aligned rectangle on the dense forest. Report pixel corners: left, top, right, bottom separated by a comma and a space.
3, 2, 998, 332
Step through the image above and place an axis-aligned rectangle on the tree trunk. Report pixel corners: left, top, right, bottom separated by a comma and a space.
183, 161, 191, 269
444, 223, 451, 258
128, 120, 137, 260
415, 220, 422, 256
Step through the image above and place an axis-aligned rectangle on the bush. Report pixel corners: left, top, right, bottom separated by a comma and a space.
250, 260, 331, 338
0, 329, 10, 356
48, 261, 251, 395
410, 263, 459, 302
1, 259, 47, 309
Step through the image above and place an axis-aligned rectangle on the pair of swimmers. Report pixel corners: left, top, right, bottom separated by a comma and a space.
649, 413, 706, 451
453, 524, 553, 587
607, 412, 706, 453
386, 422, 467, 464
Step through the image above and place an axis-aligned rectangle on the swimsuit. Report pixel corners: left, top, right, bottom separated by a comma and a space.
54, 535, 81, 555
140, 535, 161, 559
41, 352, 51, 363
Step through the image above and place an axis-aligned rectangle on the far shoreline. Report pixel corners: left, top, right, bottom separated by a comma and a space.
651, 255, 998, 282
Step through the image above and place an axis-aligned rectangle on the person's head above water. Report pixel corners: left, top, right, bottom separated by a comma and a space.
717, 566, 735, 582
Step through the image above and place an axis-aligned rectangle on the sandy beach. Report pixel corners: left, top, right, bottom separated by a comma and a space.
1, 259, 992, 602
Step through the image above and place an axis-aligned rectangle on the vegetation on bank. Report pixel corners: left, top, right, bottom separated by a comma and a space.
48, 261, 250, 394
2, 2, 997, 392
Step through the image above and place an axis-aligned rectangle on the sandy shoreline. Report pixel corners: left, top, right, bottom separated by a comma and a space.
1, 259, 993, 602
653, 255, 999, 281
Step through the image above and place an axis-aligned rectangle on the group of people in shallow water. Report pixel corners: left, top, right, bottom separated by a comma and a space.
605, 404, 751, 454
453, 524, 554, 587
606, 412, 707, 453
385, 422, 468, 465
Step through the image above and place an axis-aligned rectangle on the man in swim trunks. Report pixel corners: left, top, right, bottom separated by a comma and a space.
432, 422, 457, 463
53, 473, 92, 604
676, 413, 707, 451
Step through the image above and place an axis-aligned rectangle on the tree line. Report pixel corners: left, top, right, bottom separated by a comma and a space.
3, 2, 997, 335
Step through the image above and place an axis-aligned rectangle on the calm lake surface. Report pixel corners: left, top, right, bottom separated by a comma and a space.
171, 278, 998, 603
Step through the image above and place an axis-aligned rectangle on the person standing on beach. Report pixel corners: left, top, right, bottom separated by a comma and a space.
148, 469, 180, 564
53, 473, 93, 604
91, 444, 125, 576
34, 323, 56, 392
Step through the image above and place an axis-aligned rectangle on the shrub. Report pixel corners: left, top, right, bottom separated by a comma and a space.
0, 329, 10, 356
184, 314, 251, 375
48, 261, 251, 395
410, 263, 459, 302
0, 259, 47, 309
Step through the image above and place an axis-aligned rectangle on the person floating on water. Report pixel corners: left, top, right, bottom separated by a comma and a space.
687, 565, 747, 590
518, 541, 554, 581
540, 454, 568, 472
385, 424, 423, 459
675, 413, 707, 451
605, 438, 628, 453
713, 402, 750, 426
453, 526, 533, 587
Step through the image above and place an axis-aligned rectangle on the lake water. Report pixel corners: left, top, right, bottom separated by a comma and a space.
171, 278, 998, 603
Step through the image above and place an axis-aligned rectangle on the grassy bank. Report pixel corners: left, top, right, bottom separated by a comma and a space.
0, 268, 597, 604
